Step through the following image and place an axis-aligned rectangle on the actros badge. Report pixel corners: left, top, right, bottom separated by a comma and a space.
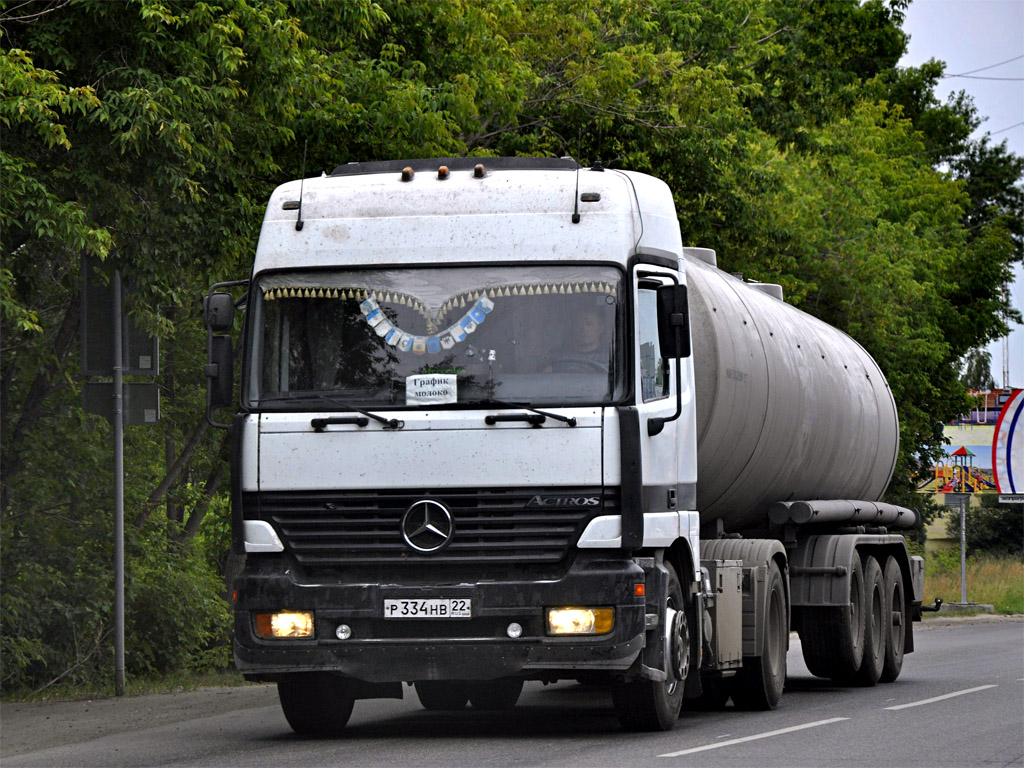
401, 499, 455, 552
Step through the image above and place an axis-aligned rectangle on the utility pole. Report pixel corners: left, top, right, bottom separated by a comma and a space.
81, 256, 159, 696
113, 270, 125, 697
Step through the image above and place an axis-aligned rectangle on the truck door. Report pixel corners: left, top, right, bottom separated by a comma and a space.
630, 270, 679, 499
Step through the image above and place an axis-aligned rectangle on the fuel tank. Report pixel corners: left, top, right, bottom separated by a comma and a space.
683, 249, 899, 532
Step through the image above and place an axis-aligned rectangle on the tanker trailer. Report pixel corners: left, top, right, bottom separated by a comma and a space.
680, 246, 923, 696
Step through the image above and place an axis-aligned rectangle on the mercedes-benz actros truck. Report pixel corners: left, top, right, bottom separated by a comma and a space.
203, 157, 925, 734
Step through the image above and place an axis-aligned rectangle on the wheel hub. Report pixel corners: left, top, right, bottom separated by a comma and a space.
667, 607, 689, 682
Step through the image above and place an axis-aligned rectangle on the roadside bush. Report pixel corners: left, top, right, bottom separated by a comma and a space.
944, 495, 1023, 557
125, 525, 231, 677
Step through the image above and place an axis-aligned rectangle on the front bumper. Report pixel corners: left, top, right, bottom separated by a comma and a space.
234, 554, 647, 682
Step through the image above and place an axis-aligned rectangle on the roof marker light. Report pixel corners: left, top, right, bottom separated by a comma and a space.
401, 167, 414, 182
474, 163, 486, 178
438, 166, 450, 179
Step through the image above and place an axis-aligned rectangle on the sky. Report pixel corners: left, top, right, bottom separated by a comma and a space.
898, 0, 1024, 390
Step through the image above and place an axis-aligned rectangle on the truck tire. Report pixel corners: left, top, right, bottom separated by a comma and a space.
732, 560, 787, 710
800, 553, 865, 679
467, 678, 524, 710
880, 556, 906, 683
612, 561, 687, 731
278, 673, 355, 736
846, 555, 885, 686
414, 681, 469, 710
684, 673, 731, 710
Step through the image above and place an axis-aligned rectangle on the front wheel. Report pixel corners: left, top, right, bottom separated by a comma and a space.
278, 673, 355, 736
612, 561, 688, 731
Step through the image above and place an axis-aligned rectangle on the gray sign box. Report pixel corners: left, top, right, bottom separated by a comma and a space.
84, 382, 160, 425
81, 256, 159, 376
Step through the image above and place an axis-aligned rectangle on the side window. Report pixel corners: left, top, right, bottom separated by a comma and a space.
637, 287, 668, 401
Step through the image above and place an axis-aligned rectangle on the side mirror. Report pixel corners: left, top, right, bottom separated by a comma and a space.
206, 335, 234, 409
656, 284, 691, 359
203, 293, 235, 332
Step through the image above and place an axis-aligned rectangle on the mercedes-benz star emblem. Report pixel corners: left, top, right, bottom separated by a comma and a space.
401, 499, 454, 553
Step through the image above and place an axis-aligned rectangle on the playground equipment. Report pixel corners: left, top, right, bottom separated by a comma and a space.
931, 448, 997, 494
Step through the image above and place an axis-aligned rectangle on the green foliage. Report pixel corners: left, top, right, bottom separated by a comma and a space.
961, 348, 996, 390
126, 525, 232, 676
945, 495, 1024, 558
2, 0, 1022, 693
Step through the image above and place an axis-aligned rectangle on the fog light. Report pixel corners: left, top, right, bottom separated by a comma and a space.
547, 608, 614, 635
507, 622, 523, 639
254, 611, 314, 639
335, 624, 352, 640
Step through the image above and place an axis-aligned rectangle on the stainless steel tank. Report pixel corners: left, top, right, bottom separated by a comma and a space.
683, 250, 899, 531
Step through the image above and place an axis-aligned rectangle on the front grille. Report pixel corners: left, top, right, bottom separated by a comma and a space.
246, 487, 616, 567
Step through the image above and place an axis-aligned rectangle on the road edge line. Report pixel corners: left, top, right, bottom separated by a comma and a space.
884, 685, 998, 711
658, 717, 850, 758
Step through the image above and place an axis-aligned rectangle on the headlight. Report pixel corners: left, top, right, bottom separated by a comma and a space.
254, 611, 314, 639
546, 607, 614, 635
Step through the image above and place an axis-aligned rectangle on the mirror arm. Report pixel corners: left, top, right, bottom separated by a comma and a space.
648, 354, 683, 436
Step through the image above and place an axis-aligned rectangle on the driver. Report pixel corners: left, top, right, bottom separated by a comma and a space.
545, 308, 610, 372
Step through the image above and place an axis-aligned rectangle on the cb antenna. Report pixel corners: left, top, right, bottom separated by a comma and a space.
295, 140, 308, 231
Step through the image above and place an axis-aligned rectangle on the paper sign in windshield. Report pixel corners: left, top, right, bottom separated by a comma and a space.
406, 374, 457, 405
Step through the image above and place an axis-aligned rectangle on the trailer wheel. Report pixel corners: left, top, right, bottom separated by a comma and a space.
844, 555, 885, 686
612, 562, 687, 731
467, 678, 524, 710
880, 557, 906, 683
732, 560, 787, 710
278, 673, 355, 736
800, 554, 865, 679
414, 681, 469, 710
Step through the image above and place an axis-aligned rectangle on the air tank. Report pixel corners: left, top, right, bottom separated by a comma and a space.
682, 249, 900, 532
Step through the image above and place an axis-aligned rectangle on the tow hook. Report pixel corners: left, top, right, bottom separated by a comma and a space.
920, 597, 943, 613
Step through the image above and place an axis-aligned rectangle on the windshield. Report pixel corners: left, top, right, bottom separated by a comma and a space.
247, 265, 625, 408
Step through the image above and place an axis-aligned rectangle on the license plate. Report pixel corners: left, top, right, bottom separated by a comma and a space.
383, 598, 471, 619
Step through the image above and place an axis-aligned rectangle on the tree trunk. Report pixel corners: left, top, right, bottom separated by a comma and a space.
1, 300, 81, 515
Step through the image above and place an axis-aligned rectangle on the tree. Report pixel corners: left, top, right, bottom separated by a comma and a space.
961, 348, 996, 390
2, 0, 1022, 692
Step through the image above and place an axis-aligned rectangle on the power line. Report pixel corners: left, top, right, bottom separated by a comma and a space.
947, 75, 1024, 81
988, 122, 1024, 136
942, 54, 1024, 77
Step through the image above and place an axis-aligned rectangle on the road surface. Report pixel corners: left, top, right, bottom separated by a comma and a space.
3, 616, 1021, 767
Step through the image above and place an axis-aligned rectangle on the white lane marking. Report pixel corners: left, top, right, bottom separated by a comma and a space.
884, 685, 998, 710
658, 718, 849, 757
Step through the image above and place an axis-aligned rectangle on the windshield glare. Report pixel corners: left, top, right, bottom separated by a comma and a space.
249, 266, 624, 407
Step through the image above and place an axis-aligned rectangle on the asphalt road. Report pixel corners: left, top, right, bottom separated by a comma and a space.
3, 617, 1021, 768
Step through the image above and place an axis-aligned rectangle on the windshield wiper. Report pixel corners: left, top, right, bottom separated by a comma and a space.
262, 392, 404, 430
466, 398, 577, 427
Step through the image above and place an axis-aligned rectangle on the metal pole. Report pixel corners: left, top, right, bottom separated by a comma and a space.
959, 496, 967, 604
113, 270, 125, 696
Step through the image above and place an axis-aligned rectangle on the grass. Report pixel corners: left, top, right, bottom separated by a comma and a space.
4, 668, 252, 704
923, 553, 1024, 614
